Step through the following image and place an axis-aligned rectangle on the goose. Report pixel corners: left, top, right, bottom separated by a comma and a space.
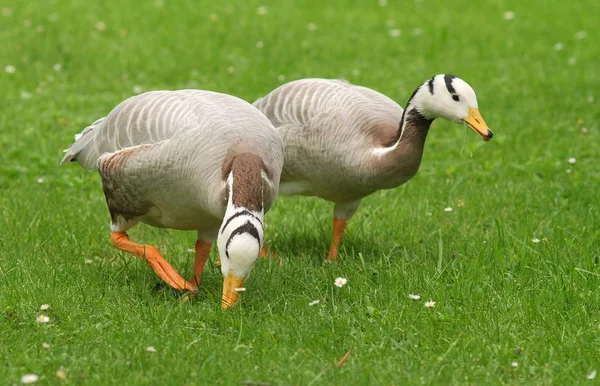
253, 74, 492, 260
61, 90, 284, 309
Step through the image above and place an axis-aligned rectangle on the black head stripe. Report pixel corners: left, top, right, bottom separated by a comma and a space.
225, 221, 261, 252
221, 210, 262, 234
427, 77, 435, 94
444, 74, 457, 94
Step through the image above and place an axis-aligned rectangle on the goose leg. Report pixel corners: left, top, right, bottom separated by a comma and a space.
110, 231, 195, 291
259, 244, 278, 260
190, 240, 212, 288
327, 200, 362, 261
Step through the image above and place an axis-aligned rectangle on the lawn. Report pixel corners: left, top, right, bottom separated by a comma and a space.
1, 0, 599, 384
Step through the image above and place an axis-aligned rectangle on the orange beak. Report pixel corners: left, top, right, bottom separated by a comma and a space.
462, 107, 493, 141
221, 272, 246, 310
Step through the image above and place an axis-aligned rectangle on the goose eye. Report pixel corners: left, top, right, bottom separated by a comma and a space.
452, 94, 460, 102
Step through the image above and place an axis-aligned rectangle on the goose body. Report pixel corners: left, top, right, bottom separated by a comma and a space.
254, 75, 492, 259
62, 90, 284, 308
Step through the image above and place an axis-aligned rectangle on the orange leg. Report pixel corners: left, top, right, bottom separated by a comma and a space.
110, 231, 195, 291
327, 217, 347, 261
259, 244, 278, 260
190, 240, 212, 288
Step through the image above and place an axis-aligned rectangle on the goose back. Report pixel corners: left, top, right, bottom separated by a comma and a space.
63, 90, 284, 230
253, 79, 403, 201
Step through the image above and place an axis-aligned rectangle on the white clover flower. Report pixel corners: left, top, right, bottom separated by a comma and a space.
42, 342, 51, 349
53, 63, 62, 72
588, 370, 597, 380
95, 21, 106, 31
307, 23, 318, 31
503, 11, 515, 20
378, 0, 388, 6
554, 42, 564, 51
568, 157, 576, 164
133, 85, 144, 94
444, 207, 453, 212
568, 57, 577, 65
5, 65, 16, 73
575, 31, 587, 40
408, 294, 421, 300
334, 277, 348, 288
532, 238, 540, 244
146, 346, 157, 352
256, 41, 264, 49
511, 361, 519, 368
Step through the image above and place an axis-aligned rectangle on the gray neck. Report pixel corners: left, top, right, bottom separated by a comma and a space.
375, 105, 434, 187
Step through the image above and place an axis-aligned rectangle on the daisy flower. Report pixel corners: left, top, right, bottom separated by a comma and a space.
40, 304, 49, 310
146, 346, 157, 353
532, 238, 540, 243
444, 207, 453, 212
334, 277, 348, 288
424, 300, 436, 308
256, 6, 267, 15
308, 300, 320, 306
408, 294, 421, 300
21, 374, 39, 384
56, 368, 67, 380
36, 315, 50, 323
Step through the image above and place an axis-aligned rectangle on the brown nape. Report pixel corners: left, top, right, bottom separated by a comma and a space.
222, 152, 265, 211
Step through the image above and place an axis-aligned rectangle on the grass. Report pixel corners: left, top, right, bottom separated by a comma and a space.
1, 0, 599, 384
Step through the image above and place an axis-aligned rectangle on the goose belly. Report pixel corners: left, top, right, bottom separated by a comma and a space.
138, 204, 222, 231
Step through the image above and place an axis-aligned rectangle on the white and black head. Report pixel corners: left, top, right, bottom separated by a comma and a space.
217, 173, 264, 310
410, 74, 493, 141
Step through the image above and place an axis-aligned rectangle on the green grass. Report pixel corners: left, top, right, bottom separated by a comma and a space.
1, 0, 599, 384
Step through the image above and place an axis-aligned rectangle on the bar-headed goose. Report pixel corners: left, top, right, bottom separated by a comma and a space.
62, 90, 284, 309
253, 74, 492, 260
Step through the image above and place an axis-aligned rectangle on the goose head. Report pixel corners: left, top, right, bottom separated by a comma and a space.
217, 174, 264, 310
411, 74, 493, 141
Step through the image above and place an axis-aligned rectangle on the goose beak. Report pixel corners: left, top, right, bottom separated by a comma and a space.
462, 107, 493, 141
221, 273, 246, 310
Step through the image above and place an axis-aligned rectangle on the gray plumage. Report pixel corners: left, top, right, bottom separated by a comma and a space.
253, 79, 409, 208
63, 90, 284, 234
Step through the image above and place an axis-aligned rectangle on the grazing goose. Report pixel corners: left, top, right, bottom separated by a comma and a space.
253, 74, 492, 260
61, 90, 284, 309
